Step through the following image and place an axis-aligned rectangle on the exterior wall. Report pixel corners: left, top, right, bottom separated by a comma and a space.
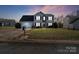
4, 22, 15, 26
34, 12, 45, 27
63, 18, 73, 29
69, 24, 73, 29
73, 19, 79, 29
63, 17, 70, 28
20, 21, 33, 29
63, 16, 79, 30
46, 19, 54, 24
0, 21, 15, 27
34, 12, 54, 28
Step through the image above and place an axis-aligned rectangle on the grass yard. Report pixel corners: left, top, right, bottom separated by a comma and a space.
29, 28, 79, 40
0, 26, 15, 29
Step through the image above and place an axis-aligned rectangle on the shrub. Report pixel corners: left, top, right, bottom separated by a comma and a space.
15, 23, 21, 28
58, 22, 63, 28
53, 22, 58, 28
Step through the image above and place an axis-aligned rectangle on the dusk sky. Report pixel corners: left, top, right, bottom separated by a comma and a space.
0, 5, 79, 22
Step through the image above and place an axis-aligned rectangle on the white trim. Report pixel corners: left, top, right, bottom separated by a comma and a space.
48, 16, 52, 20
48, 23, 52, 26
36, 23, 40, 27
36, 16, 40, 20
43, 16, 45, 21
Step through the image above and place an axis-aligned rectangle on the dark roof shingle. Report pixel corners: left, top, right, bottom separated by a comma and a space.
20, 15, 34, 21
70, 17, 79, 24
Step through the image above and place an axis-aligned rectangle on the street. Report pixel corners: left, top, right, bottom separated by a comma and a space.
0, 42, 78, 54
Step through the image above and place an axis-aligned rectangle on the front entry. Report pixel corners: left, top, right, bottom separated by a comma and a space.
42, 22, 46, 27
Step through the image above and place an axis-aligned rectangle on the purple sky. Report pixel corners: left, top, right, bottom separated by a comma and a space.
0, 5, 79, 21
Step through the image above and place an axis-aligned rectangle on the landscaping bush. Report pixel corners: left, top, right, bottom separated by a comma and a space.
15, 23, 21, 28
47, 25, 53, 28
58, 22, 63, 28
53, 22, 58, 28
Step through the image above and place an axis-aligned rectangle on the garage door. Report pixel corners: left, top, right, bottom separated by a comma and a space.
21, 22, 33, 29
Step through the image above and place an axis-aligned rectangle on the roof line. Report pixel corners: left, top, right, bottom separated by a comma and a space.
70, 17, 79, 24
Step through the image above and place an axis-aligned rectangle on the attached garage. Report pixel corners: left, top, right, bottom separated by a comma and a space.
21, 22, 33, 29
20, 15, 34, 29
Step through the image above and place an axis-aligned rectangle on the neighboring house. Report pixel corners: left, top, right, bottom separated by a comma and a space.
63, 15, 79, 29
63, 15, 74, 29
70, 17, 79, 30
20, 11, 54, 29
0, 19, 16, 27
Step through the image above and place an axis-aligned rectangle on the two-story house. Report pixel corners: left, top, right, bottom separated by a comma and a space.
20, 11, 54, 29
34, 12, 54, 28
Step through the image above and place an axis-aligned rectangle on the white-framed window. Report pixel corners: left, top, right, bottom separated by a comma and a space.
36, 16, 40, 20
48, 23, 52, 26
48, 16, 52, 20
43, 16, 45, 21
36, 23, 40, 27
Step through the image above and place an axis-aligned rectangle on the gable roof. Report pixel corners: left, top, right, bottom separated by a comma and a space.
70, 17, 79, 24
35, 11, 54, 17
34, 11, 45, 16
0, 18, 15, 23
20, 15, 34, 21
65, 15, 79, 24
45, 14, 54, 16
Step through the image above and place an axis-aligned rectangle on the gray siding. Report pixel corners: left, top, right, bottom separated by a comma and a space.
0, 20, 15, 27
34, 12, 54, 27
20, 12, 54, 29
73, 19, 79, 29
63, 15, 79, 30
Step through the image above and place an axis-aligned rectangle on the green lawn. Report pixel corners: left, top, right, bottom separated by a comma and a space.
0, 26, 15, 29
29, 28, 79, 40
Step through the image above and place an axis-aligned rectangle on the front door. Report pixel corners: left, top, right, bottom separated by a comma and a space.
42, 22, 45, 27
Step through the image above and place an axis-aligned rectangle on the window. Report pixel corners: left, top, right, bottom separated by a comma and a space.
48, 23, 52, 26
48, 16, 52, 20
43, 17, 45, 20
36, 23, 40, 27
36, 16, 40, 20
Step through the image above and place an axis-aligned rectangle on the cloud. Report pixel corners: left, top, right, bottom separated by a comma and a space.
27, 6, 65, 15
23, 5, 73, 17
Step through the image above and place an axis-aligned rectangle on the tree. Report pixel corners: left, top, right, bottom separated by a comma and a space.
15, 23, 21, 28
58, 22, 63, 28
